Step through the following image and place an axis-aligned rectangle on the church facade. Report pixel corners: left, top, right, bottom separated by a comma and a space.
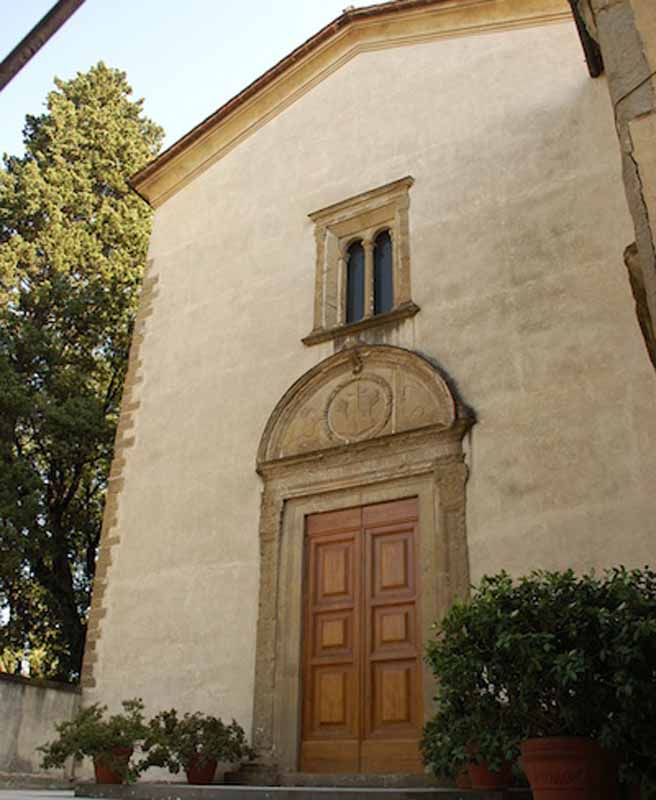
81, 0, 656, 777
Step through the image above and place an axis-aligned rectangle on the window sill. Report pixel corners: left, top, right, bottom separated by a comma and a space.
302, 301, 420, 346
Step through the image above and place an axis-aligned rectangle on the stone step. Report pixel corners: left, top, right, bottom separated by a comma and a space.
278, 774, 448, 788
74, 784, 533, 800
224, 768, 451, 788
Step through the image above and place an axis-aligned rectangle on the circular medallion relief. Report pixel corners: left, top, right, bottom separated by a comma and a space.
325, 375, 393, 443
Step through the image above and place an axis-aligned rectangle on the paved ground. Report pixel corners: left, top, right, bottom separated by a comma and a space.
0, 789, 530, 800
0, 791, 82, 800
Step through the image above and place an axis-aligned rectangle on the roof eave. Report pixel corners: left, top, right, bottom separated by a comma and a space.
567, 0, 604, 78
131, 0, 578, 207
130, 1, 499, 202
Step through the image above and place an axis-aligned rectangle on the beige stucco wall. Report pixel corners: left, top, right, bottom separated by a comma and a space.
0, 674, 80, 781
85, 16, 656, 745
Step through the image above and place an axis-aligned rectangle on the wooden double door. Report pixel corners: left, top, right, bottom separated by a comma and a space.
301, 497, 423, 774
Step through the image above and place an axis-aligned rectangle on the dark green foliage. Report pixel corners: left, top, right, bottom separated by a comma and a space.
39, 698, 147, 782
598, 568, 656, 798
422, 568, 656, 795
420, 699, 471, 779
140, 710, 256, 774
421, 574, 523, 777
0, 63, 163, 681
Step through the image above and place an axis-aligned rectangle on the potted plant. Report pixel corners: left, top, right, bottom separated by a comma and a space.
424, 568, 656, 799
39, 698, 147, 783
484, 571, 616, 799
422, 591, 521, 789
459, 569, 656, 800
140, 709, 255, 784
458, 570, 627, 800
596, 568, 656, 800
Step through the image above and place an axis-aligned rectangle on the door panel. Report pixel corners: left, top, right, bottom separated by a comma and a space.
313, 611, 353, 659
301, 739, 360, 774
301, 498, 422, 774
302, 518, 361, 773
370, 659, 421, 732
310, 665, 356, 731
370, 531, 415, 599
372, 604, 417, 654
363, 509, 422, 772
360, 739, 423, 774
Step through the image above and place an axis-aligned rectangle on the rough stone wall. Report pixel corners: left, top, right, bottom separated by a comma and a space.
0, 673, 80, 781
578, 0, 656, 368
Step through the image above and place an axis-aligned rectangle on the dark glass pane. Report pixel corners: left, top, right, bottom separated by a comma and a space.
374, 230, 393, 315
346, 241, 365, 323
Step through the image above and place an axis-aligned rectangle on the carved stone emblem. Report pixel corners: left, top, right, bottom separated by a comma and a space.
259, 345, 459, 464
325, 376, 393, 443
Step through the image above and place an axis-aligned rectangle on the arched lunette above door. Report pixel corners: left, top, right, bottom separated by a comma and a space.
258, 345, 468, 468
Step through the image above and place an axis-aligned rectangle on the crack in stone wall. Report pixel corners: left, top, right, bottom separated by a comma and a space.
625, 242, 656, 369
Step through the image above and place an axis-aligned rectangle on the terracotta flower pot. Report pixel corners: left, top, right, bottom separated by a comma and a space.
185, 753, 218, 784
627, 782, 642, 800
520, 737, 619, 800
467, 759, 513, 789
93, 747, 133, 784
455, 766, 472, 789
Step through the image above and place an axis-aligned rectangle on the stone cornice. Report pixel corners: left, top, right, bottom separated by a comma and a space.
257, 420, 473, 480
131, 0, 572, 208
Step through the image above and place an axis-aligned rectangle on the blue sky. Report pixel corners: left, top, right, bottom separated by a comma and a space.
1, 0, 353, 158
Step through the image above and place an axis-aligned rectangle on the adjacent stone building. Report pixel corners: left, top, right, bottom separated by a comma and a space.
81, 0, 656, 777
572, 0, 656, 369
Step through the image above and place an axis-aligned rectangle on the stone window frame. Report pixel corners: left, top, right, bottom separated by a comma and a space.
303, 176, 419, 346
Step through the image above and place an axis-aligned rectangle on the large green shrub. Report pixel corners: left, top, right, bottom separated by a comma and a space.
422, 573, 525, 776
597, 568, 656, 796
421, 697, 470, 779
422, 568, 656, 794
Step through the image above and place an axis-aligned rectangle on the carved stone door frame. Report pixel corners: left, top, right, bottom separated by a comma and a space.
253, 345, 473, 771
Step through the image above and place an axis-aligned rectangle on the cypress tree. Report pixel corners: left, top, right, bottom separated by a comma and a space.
0, 62, 164, 681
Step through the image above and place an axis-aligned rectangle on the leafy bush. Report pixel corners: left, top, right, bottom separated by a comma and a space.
422, 568, 656, 794
597, 568, 656, 796
421, 697, 470, 778
39, 698, 147, 781
422, 575, 523, 776
140, 710, 255, 775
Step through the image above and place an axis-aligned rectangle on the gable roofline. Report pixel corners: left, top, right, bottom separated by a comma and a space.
130, 0, 437, 203
131, 0, 573, 208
